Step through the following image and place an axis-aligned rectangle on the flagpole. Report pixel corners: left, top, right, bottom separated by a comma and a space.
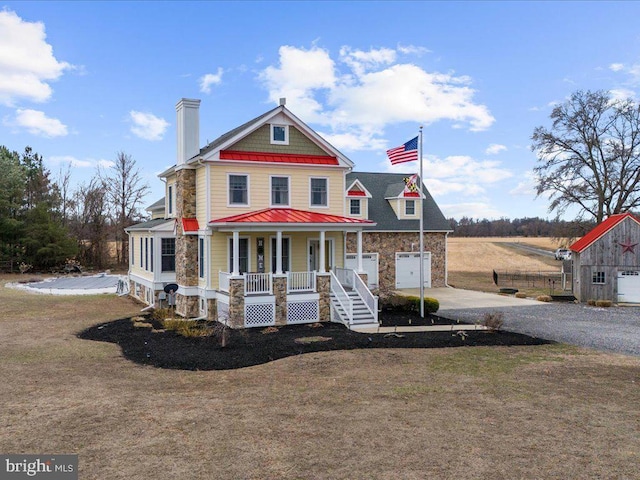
418, 126, 424, 318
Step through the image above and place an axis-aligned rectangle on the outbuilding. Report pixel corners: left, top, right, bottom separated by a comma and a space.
570, 213, 640, 303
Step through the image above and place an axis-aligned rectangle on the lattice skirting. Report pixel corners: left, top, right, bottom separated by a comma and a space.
244, 302, 276, 328
287, 300, 319, 324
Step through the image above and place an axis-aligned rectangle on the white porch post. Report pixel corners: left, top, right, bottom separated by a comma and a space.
276, 230, 283, 275
357, 230, 363, 272
232, 230, 240, 275
319, 230, 326, 273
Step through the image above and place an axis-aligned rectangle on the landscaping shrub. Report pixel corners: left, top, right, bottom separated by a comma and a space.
587, 299, 597, 306
162, 318, 213, 338
536, 295, 552, 302
482, 312, 504, 332
595, 300, 612, 308
380, 294, 439, 314
515, 292, 527, 299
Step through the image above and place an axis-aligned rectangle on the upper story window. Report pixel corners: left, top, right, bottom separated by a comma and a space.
161, 238, 176, 273
271, 176, 290, 206
350, 199, 361, 215
228, 174, 248, 205
405, 200, 416, 216
310, 178, 328, 207
270, 124, 289, 145
168, 185, 174, 216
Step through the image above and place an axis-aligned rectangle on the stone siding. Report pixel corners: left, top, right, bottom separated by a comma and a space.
228, 278, 245, 328
347, 232, 447, 290
175, 167, 199, 316
206, 298, 218, 322
316, 274, 331, 322
176, 294, 199, 318
273, 275, 287, 326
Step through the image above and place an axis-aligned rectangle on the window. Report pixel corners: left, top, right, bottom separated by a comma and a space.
145, 237, 149, 271
161, 238, 176, 272
592, 270, 605, 284
270, 124, 289, 145
271, 237, 290, 273
229, 238, 249, 274
350, 199, 361, 215
229, 174, 248, 205
139, 238, 143, 267
168, 185, 173, 215
199, 238, 205, 279
150, 238, 154, 272
310, 178, 328, 207
271, 176, 289, 206
405, 200, 416, 216
131, 238, 134, 266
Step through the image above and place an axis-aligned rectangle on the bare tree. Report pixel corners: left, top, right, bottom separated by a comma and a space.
69, 176, 110, 268
100, 152, 150, 265
56, 163, 74, 226
532, 90, 640, 223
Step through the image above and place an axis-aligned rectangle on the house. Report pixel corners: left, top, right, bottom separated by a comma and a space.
570, 212, 640, 303
126, 98, 450, 328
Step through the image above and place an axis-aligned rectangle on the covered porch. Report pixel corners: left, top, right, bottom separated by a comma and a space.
209, 208, 377, 329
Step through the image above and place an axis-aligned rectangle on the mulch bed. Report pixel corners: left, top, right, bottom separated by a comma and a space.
78, 310, 552, 371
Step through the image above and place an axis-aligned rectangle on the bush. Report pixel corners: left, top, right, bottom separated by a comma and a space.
515, 292, 527, 299
595, 300, 612, 308
482, 312, 504, 332
587, 299, 597, 306
162, 318, 213, 338
381, 294, 439, 314
536, 295, 552, 302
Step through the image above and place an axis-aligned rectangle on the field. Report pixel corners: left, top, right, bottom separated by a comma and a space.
1, 274, 640, 479
448, 236, 567, 295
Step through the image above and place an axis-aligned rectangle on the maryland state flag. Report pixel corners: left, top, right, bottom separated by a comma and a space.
403, 173, 419, 195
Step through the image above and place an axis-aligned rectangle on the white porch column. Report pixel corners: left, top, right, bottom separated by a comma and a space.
232, 231, 240, 275
319, 230, 326, 273
276, 230, 283, 275
357, 230, 363, 272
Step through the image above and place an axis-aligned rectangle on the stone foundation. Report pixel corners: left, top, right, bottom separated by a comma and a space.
316, 274, 331, 322
206, 298, 217, 321
176, 294, 199, 318
273, 275, 287, 326
228, 278, 245, 328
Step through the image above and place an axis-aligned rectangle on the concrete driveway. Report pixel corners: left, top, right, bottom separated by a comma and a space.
401, 287, 640, 357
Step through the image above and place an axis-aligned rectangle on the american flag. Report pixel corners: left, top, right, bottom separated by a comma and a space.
386, 136, 418, 165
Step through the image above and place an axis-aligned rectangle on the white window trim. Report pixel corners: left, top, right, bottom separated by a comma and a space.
405, 199, 416, 216
227, 236, 252, 273
350, 198, 361, 216
270, 124, 289, 145
270, 175, 291, 208
227, 173, 250, 207
309, 176, 330, 209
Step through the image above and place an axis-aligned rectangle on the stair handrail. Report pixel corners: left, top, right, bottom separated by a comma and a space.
330, 270, 352, 325
353, 271, 378, 323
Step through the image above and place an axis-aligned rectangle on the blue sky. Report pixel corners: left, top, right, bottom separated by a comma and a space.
1, 1, 639, 220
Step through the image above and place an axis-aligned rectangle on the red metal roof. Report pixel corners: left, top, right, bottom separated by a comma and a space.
403, 192, 420, 198
570, 213, 640, 253
347, 190, 366, 197
220, 150, 339, 165
182, 218, 199, 233
210, 208, 374, 225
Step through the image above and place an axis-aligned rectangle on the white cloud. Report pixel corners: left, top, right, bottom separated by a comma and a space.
439, 201, 506, 219
610, 88, 636, 101
98, 159, 116, 168
47, 155, 92, 168
259, 44, 494, 151
0, 10, 72, 106
610, 63, 625, 72
397, 44, 430, 56
485, 143, 507, 155
199, 67, 224, 94
509, 172, 538, 196
129, 111, 169, 141
4, 109, 68, 137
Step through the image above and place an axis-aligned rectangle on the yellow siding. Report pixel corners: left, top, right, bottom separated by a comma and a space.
398, 198, 419, 220
210, 233, 228, 290
346, 198, 368, 220
129, 232, 154, 281
388, 198, 400, 218
196, 167, 206, 223
209, 163, 346, 219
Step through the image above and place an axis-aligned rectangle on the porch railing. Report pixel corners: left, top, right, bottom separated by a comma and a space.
353, 270, 378, 321
333, 267, 354, 289
219, 271, 230, 293
330, 270, 352, 325
245, 272, 272, 295
287, 271, 316, 293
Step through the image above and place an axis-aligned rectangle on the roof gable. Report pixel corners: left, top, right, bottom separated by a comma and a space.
570, 213, 640, 253
346, 179, 372, 198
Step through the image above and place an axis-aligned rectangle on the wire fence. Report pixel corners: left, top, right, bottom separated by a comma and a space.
495, 269, 572, 292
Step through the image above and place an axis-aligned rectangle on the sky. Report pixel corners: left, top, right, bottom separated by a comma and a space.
1, 1, 640, 221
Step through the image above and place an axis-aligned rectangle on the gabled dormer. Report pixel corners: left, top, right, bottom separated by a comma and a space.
384, 175, 425, 220
345, 179, 372, 219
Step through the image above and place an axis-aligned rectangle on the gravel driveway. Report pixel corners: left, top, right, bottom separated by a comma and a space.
439, 303, 640, 357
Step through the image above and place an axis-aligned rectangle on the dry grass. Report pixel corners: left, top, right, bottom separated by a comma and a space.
1, 274, 639, 479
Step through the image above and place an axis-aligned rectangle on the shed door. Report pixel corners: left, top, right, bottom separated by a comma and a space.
345, 253, 378, 288
617, 271, 640, 303
395, 252, 431, 289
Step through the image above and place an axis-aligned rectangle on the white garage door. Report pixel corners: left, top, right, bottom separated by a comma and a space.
395, 252, 431, 289
345, 253, 378, 288
618, 270, 640, 303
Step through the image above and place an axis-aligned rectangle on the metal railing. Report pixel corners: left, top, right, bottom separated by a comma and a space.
330, 270, 352, 325
244, 272, 272, 295
287, 271, 316, 293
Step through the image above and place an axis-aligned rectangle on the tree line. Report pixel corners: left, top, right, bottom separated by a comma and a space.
0, 146, 149, 272
448, 216, 595, 240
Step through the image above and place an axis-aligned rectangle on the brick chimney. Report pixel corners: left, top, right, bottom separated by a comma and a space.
176, 98, 201, 165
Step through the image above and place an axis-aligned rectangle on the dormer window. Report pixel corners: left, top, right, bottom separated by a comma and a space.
350, 199, 361, 215
270, 124, 289, 145
405, 200, 416, 216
